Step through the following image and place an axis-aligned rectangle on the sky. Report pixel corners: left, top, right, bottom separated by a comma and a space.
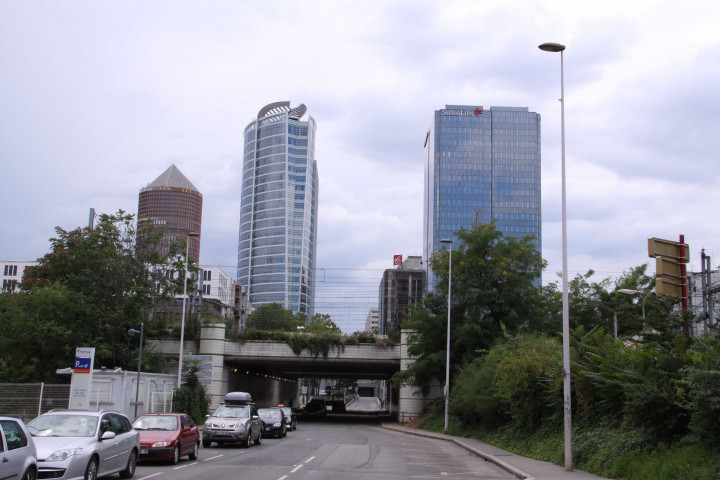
2, 0, 720, 332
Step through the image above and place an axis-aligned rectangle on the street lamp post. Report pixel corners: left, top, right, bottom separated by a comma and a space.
539, 41, 572, 471
440, 238, 453, 431
618, 289, 650, 328
128, 323, 144, 419
178, 232, 200, 388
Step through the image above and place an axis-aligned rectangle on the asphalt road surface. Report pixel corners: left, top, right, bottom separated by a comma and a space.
132, 416, 515, 480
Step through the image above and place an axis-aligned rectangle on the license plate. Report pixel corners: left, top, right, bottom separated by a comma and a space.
140, 449, 148, 454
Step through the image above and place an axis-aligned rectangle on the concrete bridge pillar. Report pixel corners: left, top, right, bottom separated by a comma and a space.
198, 323, 228, 409
398, 330, 425, 423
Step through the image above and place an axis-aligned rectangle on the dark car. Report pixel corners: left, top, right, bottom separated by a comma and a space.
132, 413, 199, 464
278, 406, 296, 431
303, 398, 327, 416
257, 408, 287, 438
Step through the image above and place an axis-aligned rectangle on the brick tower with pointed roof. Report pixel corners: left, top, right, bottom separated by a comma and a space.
138, 164, 203, 262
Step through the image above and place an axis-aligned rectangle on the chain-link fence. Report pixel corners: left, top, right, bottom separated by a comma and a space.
0, 383, 70, 422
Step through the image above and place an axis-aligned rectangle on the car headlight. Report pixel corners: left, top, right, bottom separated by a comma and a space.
152, 441, 172, 447
273, 422, 282, 427
233, 421, 246, 430
46, 448, 83, 461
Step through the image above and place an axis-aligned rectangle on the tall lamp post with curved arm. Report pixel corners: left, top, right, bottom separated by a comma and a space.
178, 232, 200, 388
538, 41, 572, 471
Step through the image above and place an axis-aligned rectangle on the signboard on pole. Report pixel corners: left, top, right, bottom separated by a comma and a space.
69, 347, 95, 410
648, 235, 689, 309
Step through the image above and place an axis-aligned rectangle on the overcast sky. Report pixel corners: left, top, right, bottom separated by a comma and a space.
2, 1, 719, 332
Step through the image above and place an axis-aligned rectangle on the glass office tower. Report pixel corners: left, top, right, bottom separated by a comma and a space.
237, 102, 319, 315
423, 105, 541, 288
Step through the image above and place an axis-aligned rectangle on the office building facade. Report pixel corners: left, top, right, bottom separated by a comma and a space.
378, 256, 426, 333
423, 105, 541, 287
138, 164, 203, 263
237, 102, 319, 315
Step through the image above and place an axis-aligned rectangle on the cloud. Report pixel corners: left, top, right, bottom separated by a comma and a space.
2, 0, 720, 331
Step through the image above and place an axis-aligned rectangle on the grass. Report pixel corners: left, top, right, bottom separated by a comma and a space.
410, 413, 720, 480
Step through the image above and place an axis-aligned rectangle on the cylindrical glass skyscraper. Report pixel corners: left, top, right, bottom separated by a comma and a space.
237, 102, 319, 315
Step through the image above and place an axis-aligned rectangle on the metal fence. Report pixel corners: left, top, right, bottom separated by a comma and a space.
0, 383, 70, 422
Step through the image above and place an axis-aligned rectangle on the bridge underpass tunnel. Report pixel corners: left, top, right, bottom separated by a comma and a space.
227, 367, 300, 408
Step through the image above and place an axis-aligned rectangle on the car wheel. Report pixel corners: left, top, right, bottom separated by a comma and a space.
242, 432, 251, 448
202, 439, 211, 448
84, 457, 99, 480
21, 467, 37, 480
170, 445, 180, 465
119, 449, 138, 479
254, 431, 262, 445
189, 442, 199, 460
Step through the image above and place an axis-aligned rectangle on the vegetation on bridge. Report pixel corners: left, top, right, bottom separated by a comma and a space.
227, 303, 399, 359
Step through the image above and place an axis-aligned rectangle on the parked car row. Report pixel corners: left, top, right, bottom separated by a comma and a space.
0, 392, 299, 480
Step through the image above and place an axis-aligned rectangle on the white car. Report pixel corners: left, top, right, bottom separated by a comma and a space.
27, 410, 139, 480
0, 415, 37, 480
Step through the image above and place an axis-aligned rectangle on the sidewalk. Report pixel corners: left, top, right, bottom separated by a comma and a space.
382, 424, 612, 480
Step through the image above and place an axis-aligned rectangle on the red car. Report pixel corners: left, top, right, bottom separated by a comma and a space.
132, 413, 200, 464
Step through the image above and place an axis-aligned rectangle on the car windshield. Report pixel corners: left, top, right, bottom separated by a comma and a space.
258, 408, 281, 419
28, 414, 98, 437
211, 405, 250, 419
133, 415, 178, 431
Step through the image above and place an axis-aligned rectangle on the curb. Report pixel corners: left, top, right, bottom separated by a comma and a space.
382, 424, 534, 480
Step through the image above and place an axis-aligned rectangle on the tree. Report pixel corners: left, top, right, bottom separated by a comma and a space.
0, 284, 79, 381
305, 313, 339, 334
397, 222, 546, 392
4, 210, 188, 380
173, 359, 210, 425
245, 303, 301, 331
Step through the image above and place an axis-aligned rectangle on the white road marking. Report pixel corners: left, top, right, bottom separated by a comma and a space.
202, 455, 224, 461
291, 464, 303, 473
277, 476, 288, 480
304, 456, 315, 463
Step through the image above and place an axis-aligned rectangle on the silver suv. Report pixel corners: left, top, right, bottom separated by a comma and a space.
27, 409, 139, 480
202, 392, 262, 448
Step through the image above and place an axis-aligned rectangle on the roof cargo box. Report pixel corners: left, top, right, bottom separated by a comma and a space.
224, 392, 253, 405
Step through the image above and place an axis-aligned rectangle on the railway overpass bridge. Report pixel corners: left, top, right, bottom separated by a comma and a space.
150, 324, 439, 421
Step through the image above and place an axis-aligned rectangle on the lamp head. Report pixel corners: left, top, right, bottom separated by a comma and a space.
128, 328, 140, 336
539, 42, 566, 52
617, 289, 639, 295
440, 239, 452, 244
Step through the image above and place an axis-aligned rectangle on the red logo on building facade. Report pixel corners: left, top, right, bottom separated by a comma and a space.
393, 255, 403, 266
474, 108, 484, 116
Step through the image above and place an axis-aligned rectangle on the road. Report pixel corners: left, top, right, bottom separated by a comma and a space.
131, 416, 514, 480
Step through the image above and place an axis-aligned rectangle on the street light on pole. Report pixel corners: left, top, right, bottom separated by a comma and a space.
440, 238, 453, 431
538, 41, 573, 471
178, 232, 200, 388
618, 289, 651, 329
128, 323, 144, 419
